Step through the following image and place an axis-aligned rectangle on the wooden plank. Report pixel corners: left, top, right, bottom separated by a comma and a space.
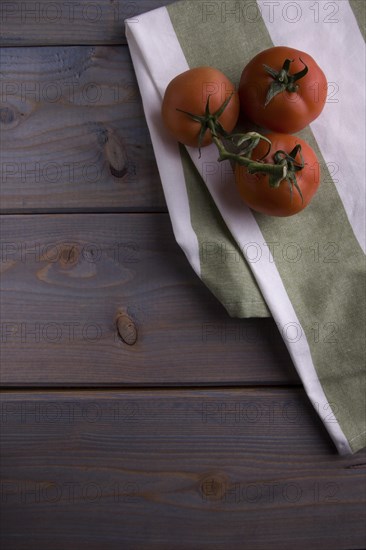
0, 45, 166, 212
0, 213, 297, 386
1, 390, 365, 550
0, 1, 175, 46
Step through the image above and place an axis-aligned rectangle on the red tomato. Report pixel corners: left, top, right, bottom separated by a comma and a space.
162, 67, 240, 147
235, 133, 320, 216
239, 47, 327, 133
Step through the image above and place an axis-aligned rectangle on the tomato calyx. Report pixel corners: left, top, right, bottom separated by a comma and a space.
176, 93, 233, 154
263, 58, 308, 106
268, 144, 305, 202
217, 136, 304, 203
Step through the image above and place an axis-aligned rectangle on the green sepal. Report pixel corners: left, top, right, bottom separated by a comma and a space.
268, 167, 287, 189
286, 176, 294, 202
263, 64, 279, 79
197, 123, 209, 157
263, 57, 309, 107
213, 92, 234, 119
291, 174, 304, 203
293, 59, 309, 82
272, 145, 304, 202
265, 81, 287, 106
176, 108, 204, 124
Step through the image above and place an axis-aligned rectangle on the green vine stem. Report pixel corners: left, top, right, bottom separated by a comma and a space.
176, 94, 304, 201
207, 119, 286, 178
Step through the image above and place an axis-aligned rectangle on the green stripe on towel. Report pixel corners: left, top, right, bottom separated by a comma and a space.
350, 0, 366, 40
179, 144, 271, 318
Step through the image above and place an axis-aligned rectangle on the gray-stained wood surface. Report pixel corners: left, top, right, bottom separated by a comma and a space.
1, 1, 365, 549
1, 390, 366, 549
0, 0, 175, 45
0, 213, 297, 386
0, 45, 165, 212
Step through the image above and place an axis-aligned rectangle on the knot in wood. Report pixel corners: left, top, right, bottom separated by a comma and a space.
0, 107, 15, 125
0, 104, 21, 129
104, 129, 128, 179
200, 474, 227, 501
59, 245, 78, 267
117, 314, 138, 345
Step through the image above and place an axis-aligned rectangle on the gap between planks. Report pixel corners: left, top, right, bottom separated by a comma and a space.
0, 384, 303, 392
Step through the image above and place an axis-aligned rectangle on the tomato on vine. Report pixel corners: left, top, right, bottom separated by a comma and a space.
234, 133, 320, 217
239, 46, 328, 133
161, 61, 322, 218
161, 66, 240, 148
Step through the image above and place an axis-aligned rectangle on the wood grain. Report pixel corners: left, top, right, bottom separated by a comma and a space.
0, 213, 297, 386
0, 45, 166, 212
2, 1, 364, 545
1, 390, 365, 550
0, 0, 175, 46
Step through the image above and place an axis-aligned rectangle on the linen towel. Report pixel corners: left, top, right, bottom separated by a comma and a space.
125, 0, 366, 455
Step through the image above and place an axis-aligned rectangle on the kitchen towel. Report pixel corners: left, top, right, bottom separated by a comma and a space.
125, 0, 366, 455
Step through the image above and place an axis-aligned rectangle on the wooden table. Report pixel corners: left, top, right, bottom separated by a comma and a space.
1, 2, 365, 548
